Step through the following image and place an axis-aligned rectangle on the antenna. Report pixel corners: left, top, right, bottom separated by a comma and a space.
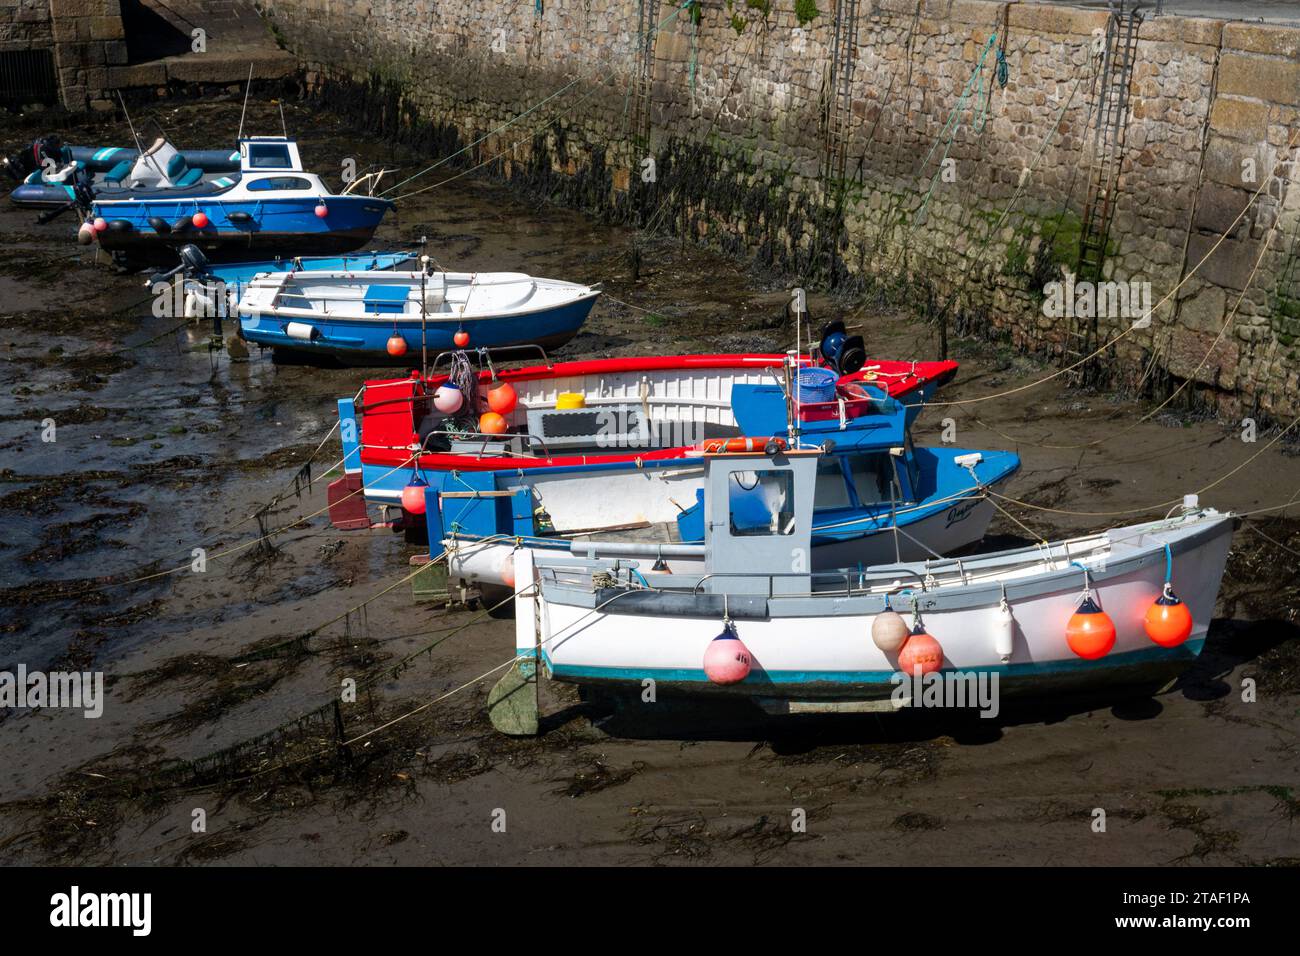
276, 99, 288, 138
236, 62, 254, 140
118, 91, 165, 181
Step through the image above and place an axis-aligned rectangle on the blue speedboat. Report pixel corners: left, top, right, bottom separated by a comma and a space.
4, 132, 240, 209
86, 136, 394, 270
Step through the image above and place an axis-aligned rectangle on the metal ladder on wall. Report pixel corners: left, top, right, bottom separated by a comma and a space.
822, 0, 862, 183
1066, 1, 1142, 376
630, 0, 662, 148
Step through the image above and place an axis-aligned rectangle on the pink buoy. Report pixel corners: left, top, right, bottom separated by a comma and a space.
77, 222, 95, 245
314, 203, 328, 218
703, 622, 751, 685
191, 211, 210, 229
93, 217, 107, 232
401, 476, 427, 515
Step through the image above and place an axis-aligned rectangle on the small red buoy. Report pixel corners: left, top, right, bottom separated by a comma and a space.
703, 622, 752, 685
898, 626, 944, 675
499, 553, 516, 589
314, 203, 328, 218
479, 411, 507, 435
453, 329, 470, 348
191, 211, 209, 229
487, 381, 517, 415
1144, 584, 1193, 647
1066, 595, 1116, 659
386, 333, 407, 357
400, 476, 427, 515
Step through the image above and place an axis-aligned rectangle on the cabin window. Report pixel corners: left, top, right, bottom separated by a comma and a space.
845, 452, 896, 505
728, 470, 795, 536
247, 144, 293, 169
815, 459, 852, 509
247, 176, 311, 191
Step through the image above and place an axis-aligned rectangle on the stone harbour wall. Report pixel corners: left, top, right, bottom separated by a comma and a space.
257, 0, 1300, 419
0, 0, 53, 53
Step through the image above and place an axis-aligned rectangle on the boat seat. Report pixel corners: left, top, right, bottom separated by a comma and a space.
165, 152, 203, 187
104, 159, 133, 184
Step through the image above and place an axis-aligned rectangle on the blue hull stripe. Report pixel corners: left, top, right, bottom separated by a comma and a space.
531, 638, 1205, 685
243, 295, 597, 355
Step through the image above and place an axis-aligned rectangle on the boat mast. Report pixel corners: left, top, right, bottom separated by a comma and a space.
117, 91, 164, 182
420, 255, 429, 374
236, 63, 253, 141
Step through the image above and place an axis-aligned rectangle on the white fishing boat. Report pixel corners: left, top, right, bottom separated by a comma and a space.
490, 446, 1235, 733
237, 266, 600, 364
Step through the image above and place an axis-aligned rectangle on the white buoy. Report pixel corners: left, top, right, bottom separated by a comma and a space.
995, 596, 1015, 663
871, 608, 910, 653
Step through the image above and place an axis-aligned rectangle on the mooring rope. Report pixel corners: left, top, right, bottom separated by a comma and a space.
980, 403, 1300, 519
75, 447, 419, 596
968, 181, 1290, 451
205, 581, 651, 790
907, 124, 1300, 410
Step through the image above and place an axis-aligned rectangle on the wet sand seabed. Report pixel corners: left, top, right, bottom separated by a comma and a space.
0, 101, 1297, 866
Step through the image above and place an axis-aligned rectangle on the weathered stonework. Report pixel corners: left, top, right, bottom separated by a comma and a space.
0, 0, 53, 53
255, 0, 1300, 418
48, 0, 128, 111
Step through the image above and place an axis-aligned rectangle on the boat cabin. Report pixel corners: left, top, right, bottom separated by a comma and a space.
238, 137, 306, 175
702, 448, 819, 596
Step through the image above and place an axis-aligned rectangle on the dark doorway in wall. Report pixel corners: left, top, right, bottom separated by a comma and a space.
0, 50, 58, 110
121, 0, 194, 63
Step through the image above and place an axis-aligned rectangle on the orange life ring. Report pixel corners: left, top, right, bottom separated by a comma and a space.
700, 436, 787, 454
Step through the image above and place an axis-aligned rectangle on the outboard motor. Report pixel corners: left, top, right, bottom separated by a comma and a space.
177, 243, 209, 274
3, 136, 50, 182
0, 150, 29, 183
147, 244, 211, 285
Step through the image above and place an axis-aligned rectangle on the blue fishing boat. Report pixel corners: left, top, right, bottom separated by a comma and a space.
85, 136, 393, 270
418, 374, 1020, 594
234, 263, 600, 365
3, 132, 240, 209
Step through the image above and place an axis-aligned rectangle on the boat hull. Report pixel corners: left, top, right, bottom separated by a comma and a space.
240, 293, 598, 365
89, 195, 393, 268
521, 513, 1234, 706
445, 495, 1001, 591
